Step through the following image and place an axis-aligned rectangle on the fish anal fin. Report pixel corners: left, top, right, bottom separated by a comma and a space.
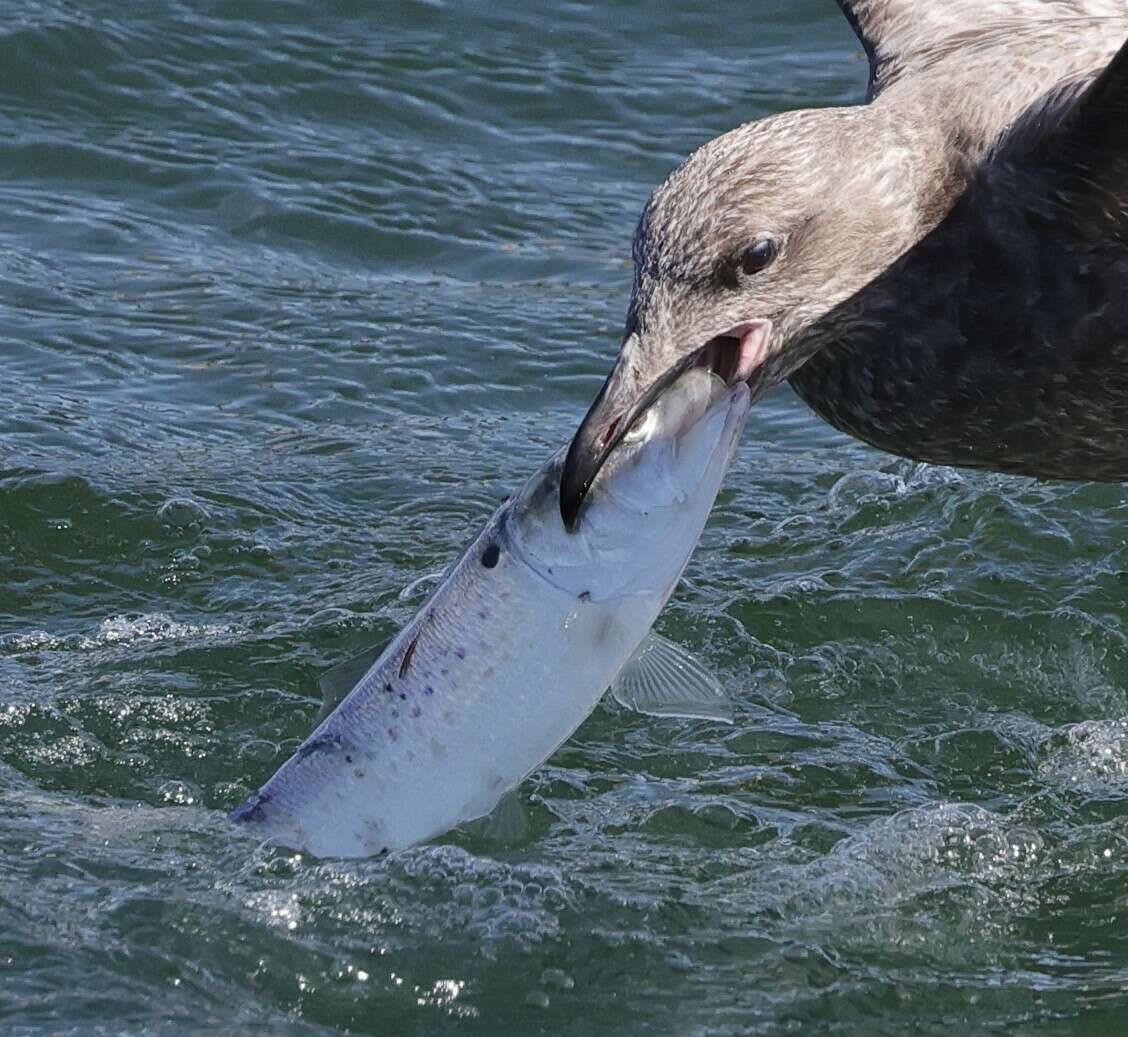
609, 632, 733, 724
473, 791, 530, 845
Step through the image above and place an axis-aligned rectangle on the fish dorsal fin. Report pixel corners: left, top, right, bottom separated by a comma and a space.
835, 1, 1063, 98
609, 632, 733, 723
315, 638, 390, 723
315, 570, 447, 723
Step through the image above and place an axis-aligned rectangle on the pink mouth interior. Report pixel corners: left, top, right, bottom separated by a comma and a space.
694, 320, 773, 385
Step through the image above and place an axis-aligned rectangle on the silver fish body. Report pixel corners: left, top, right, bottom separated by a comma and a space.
231, 369, 750, 856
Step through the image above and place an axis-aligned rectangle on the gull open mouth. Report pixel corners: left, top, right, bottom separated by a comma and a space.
693, 320, 773, 386
560, 319, 771, 531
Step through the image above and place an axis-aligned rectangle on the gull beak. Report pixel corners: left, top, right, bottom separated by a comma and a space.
560, 320, 771, 530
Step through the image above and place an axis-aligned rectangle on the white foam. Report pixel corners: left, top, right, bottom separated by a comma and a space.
83, 612, 238, 647
4, 613, 242, 655
1039, 718, 1128, 792
739, 803, 1045, 963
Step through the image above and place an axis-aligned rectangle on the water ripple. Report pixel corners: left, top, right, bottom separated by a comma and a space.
3, 1, 1128, 1034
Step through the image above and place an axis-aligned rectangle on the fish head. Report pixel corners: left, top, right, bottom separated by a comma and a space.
506, 368, 750, 601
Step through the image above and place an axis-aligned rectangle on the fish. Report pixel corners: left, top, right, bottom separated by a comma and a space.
230, 368, 751, 857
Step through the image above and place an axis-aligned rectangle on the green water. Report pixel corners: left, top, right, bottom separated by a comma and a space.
3, 2, 1128, 1033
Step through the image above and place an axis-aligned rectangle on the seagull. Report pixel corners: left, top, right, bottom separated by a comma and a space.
559, 0, 1128, 528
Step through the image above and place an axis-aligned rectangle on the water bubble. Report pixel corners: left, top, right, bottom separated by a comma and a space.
540, 968, 574, 990
157, 497, 208, 528
399, 569, 447, 601
303, 607, 356, 628
827, 469, 904, 512
158, 780, 200, 806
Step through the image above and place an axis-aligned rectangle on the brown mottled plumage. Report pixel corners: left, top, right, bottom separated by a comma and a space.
560, 0, 1128, 527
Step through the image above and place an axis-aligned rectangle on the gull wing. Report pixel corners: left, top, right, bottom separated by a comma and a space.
989, 33, 1128, 230
835, 0, 1128, 98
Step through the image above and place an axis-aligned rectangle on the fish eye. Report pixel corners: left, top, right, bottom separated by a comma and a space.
622, 407, 658, 445
739, 238, 778, 276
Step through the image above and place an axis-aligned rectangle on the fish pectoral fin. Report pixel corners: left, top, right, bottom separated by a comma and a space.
609, 632, 733, 724
315, 637, 391, 723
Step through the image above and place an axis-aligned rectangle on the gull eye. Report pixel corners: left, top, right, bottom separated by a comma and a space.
739, 238, 778, 276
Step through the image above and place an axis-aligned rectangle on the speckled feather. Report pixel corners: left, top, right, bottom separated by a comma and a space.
793, 2, 1128, 478
569, 0, 1128, 500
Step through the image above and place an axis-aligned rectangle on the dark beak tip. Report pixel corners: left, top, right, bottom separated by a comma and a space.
558, 458, 587, 532
559, 351, 648, 534
559, 498, 580, 532
559, 423, 600, 533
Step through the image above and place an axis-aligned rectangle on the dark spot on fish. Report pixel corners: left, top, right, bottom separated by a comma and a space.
454, 647, 466, 660
579, 590, 591, 602
345, 754, 353, 764
399, 633, 420, 678
399, 692, 407, 701
384, 682, 393, 694
387, 728, 397, 741
354, 768, 365, 779
425, 686, 434, 696
481, 542, 500, 568
229, 790, 272, 824
298, 734, 340, 759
